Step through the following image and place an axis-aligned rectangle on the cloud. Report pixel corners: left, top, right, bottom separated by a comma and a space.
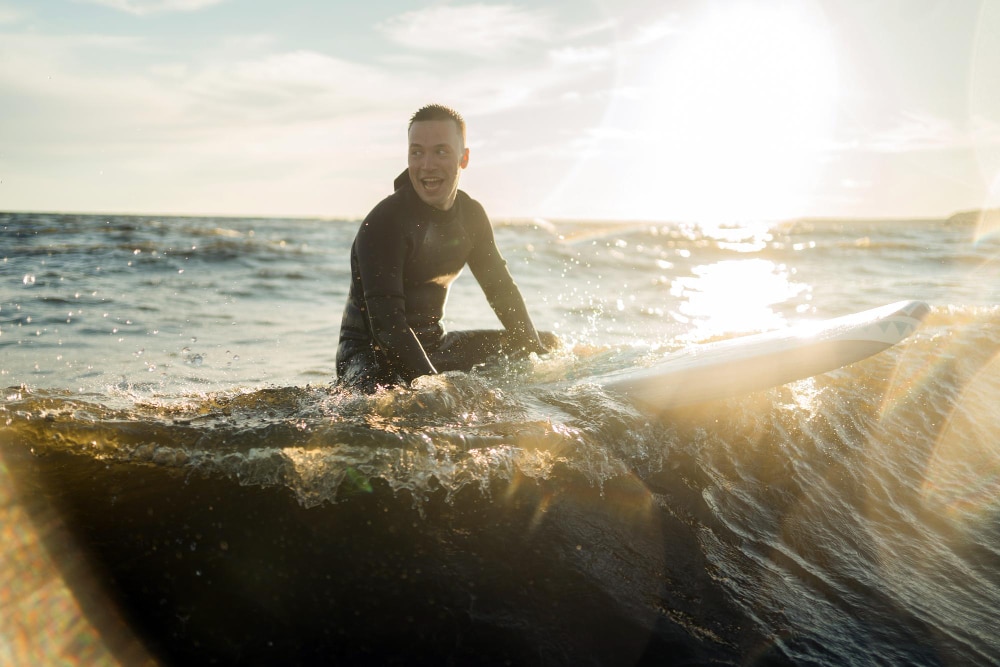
0, 30, 410, 216
866, 111, 991, 153
0, 5, 621, 217
77, 0, 227, 15
0, 34, 152, 99
0, 28, 589, 149
631, 16, 683, 46
377, 4, 550, 56
548, 45, 613, 67
0, 3, 25, 25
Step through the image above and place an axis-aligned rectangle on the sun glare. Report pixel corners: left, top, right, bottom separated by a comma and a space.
626, 3, 840, 223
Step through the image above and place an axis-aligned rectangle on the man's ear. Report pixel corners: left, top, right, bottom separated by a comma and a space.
460, 148, 470, 169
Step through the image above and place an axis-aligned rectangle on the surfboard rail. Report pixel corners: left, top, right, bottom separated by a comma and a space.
598, 300, 930, 412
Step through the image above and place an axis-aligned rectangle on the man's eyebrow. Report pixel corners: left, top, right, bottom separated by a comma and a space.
409, 143, 452, 150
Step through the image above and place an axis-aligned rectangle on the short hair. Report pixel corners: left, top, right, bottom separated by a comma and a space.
409, 104, 466, 145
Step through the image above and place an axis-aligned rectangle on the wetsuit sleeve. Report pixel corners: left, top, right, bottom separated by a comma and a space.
355, 212, 437, 381
464, 202, 547, 354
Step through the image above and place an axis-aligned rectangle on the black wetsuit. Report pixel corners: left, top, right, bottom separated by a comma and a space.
336, 171, 549, 391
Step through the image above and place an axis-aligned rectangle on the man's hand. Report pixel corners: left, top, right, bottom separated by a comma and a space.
513, 331, 560, 358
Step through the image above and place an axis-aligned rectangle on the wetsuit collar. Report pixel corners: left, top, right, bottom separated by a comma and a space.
394, 169, 460, 222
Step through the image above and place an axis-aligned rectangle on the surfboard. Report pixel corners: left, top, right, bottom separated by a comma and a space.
597, 300, 930, 412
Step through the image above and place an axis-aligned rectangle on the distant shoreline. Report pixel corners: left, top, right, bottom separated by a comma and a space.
942, 208, 1000, 227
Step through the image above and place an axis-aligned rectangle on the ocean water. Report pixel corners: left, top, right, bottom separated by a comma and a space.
2, 210, 1000, 666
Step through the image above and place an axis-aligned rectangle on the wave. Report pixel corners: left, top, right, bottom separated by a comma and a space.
3, 306, 1000, 665
5, 304, 1000, 496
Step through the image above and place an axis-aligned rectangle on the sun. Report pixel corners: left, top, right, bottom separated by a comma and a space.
618, 2, 841, 223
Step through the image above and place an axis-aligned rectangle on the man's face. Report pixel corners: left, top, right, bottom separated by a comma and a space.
407, 119, 469, 210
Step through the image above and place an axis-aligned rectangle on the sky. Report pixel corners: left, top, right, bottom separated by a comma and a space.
1, 0, 999, 223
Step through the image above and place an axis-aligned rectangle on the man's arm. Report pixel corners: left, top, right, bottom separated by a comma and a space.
464, 203, 547, 355
355, 215, 438, 381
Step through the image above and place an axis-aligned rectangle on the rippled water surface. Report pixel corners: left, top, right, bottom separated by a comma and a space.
2, 211, 1000, 665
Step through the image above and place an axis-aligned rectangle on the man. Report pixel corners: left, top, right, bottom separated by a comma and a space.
336, 104, 555, 392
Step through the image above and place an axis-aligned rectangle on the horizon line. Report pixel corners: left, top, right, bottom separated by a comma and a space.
2, 207, 985, 226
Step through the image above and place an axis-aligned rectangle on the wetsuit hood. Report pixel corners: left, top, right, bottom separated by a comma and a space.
393, 169, 410, 191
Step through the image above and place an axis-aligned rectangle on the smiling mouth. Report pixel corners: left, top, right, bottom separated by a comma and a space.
420, 177, 444, 191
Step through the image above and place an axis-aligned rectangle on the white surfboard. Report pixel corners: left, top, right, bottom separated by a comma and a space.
597, 300, 930, 412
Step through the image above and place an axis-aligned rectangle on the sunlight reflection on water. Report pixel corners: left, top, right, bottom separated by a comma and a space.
671, 258, 811, 341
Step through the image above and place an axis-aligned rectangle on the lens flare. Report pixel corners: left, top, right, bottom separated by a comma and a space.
0, 452, 156, 666
920, 349, 1000, 520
